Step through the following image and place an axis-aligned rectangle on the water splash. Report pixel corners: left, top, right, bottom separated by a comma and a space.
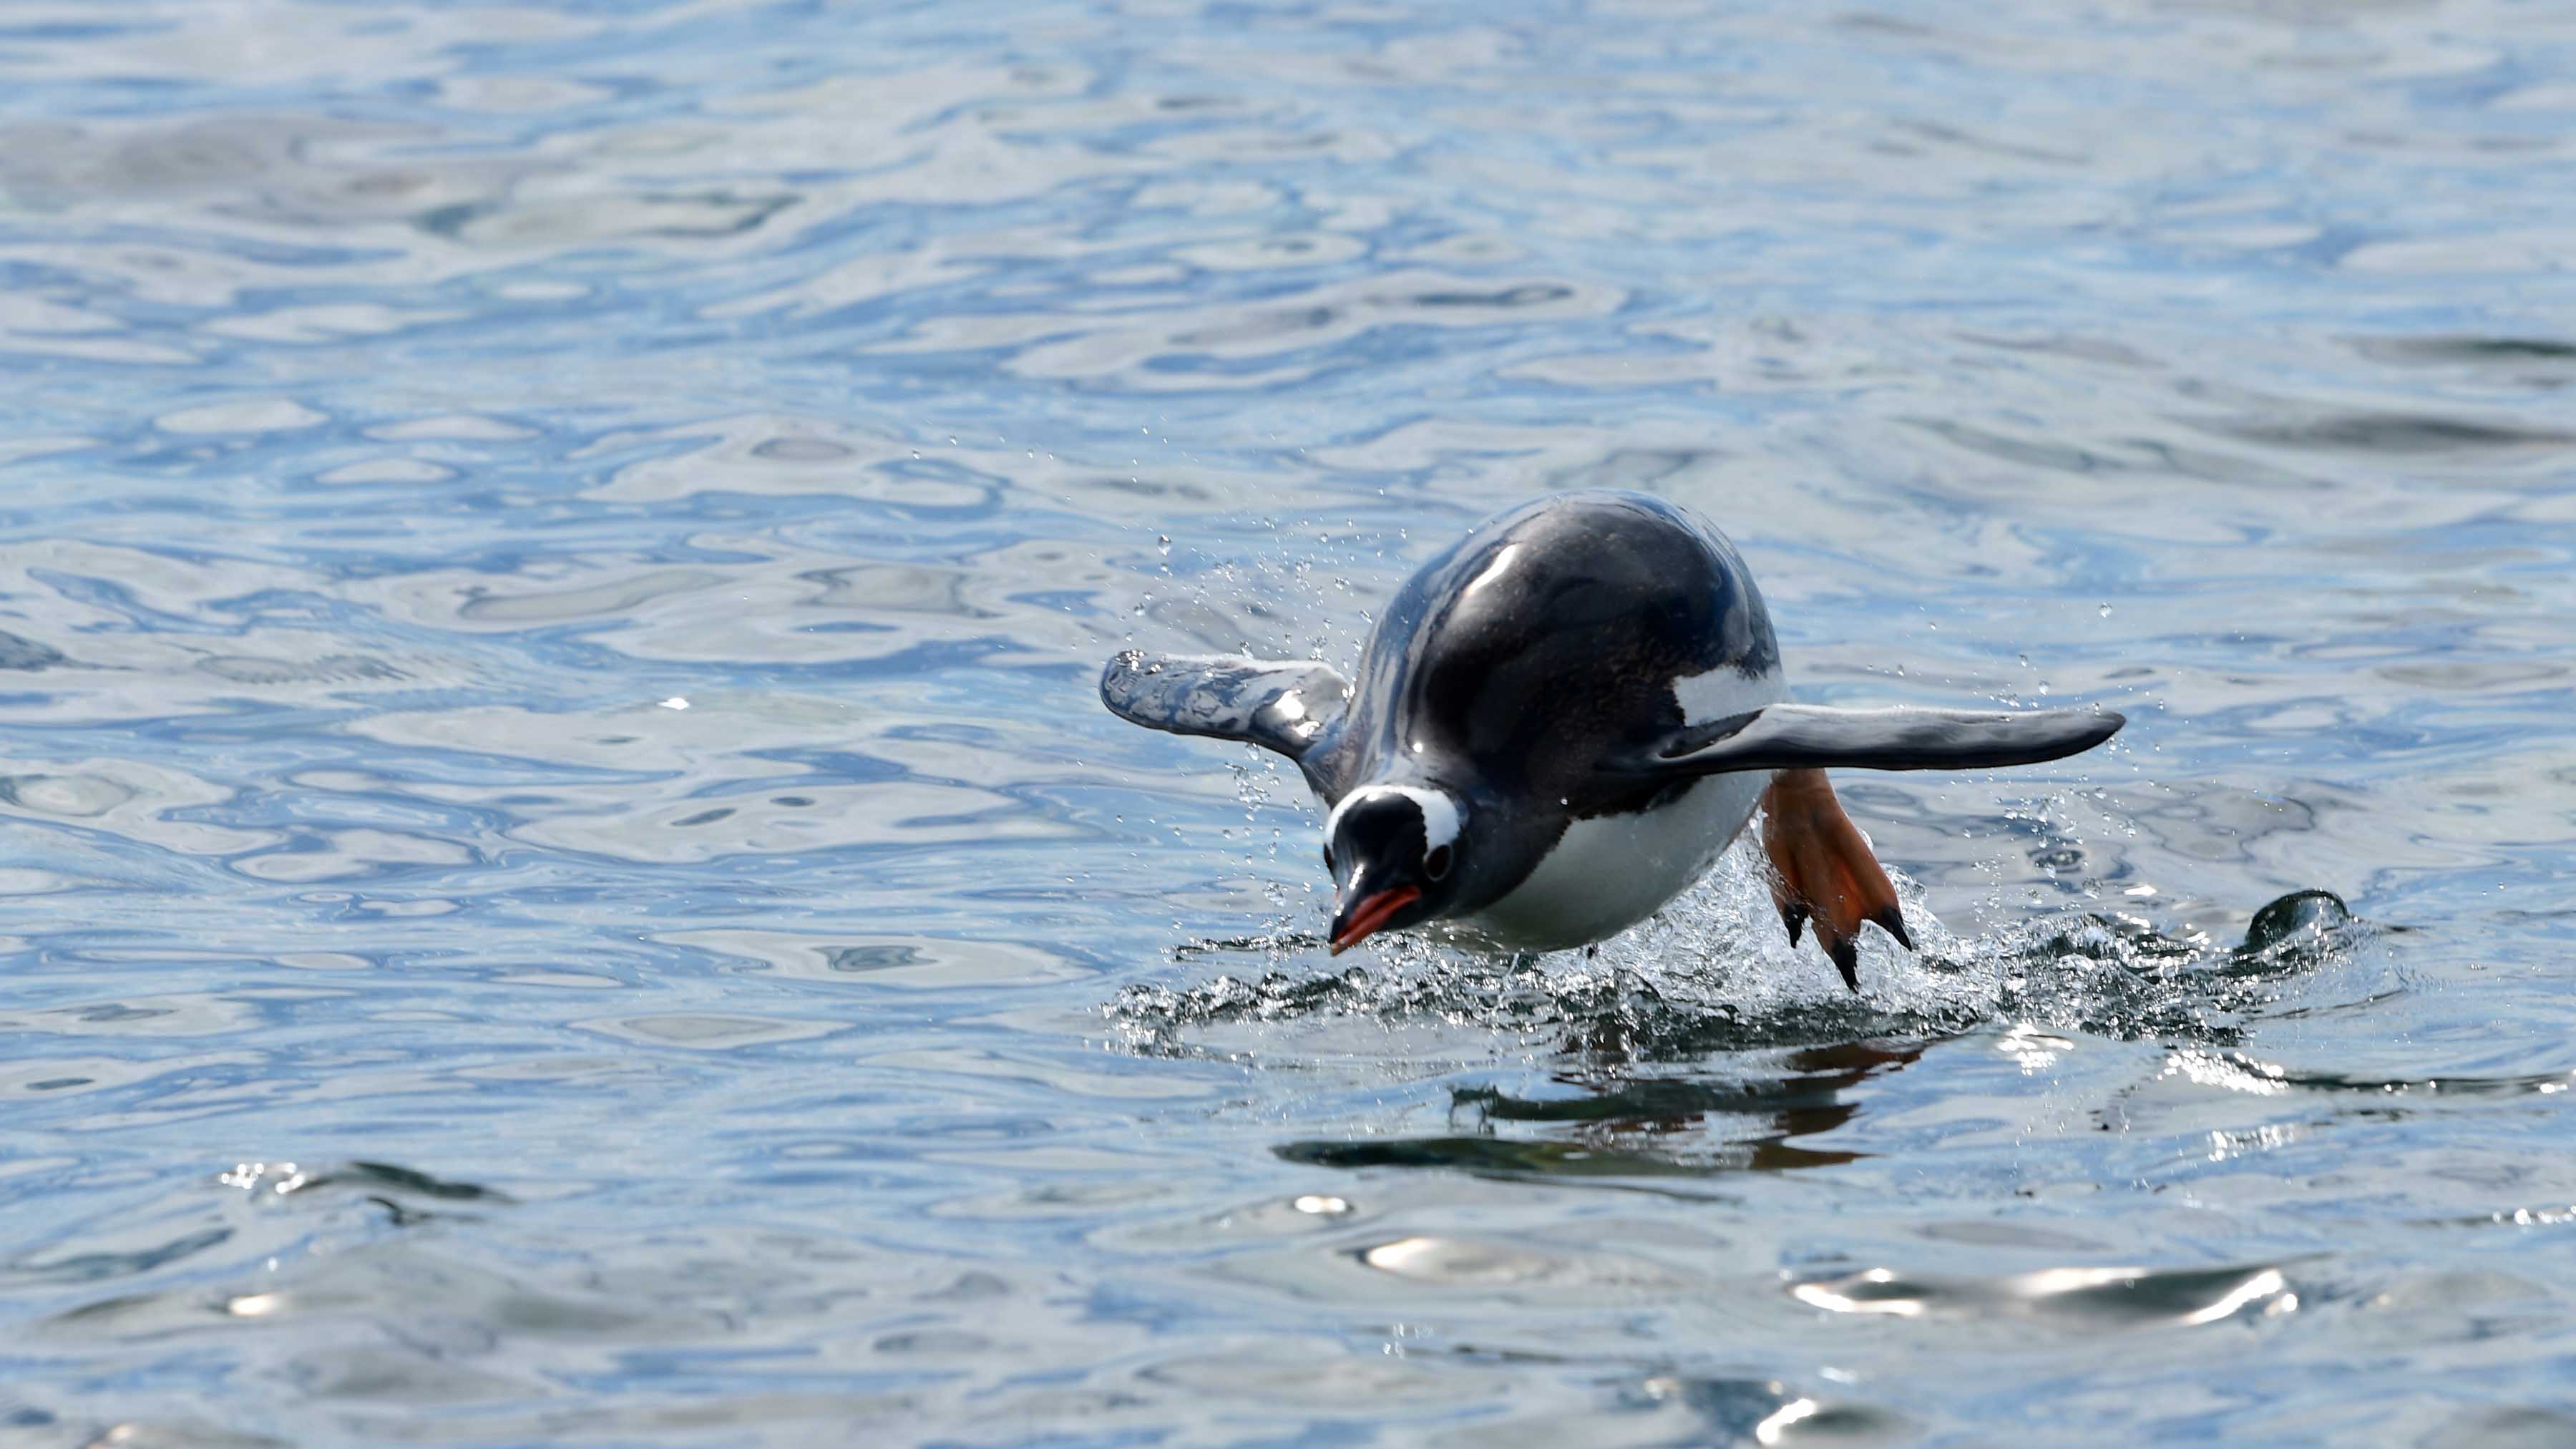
1109, 834, 2376, 1057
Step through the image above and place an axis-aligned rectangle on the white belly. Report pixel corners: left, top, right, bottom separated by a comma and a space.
1445, 769, 1771, 952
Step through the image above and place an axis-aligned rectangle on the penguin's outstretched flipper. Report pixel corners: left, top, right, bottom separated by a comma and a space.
1100, 650, 1350, 763
1641, 703, 2123, 776
1760, 768, 1910, 992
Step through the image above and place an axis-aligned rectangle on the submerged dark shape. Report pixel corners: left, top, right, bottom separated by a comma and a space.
2239, 889, 2353, 955
1275, 1040, 1920, 1179
1103, 491, 2125, 990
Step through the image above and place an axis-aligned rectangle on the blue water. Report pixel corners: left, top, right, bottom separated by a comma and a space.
3, 1, 2575, 1443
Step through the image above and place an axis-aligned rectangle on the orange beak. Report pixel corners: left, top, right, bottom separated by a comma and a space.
1329, 884, 1421, 955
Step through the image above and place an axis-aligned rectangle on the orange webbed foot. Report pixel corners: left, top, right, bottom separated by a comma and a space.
1761, 768, 1912, 992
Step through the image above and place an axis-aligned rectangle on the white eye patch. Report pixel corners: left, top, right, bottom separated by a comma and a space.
1325, 784, 1462, 852
1672, 663, 1785, 726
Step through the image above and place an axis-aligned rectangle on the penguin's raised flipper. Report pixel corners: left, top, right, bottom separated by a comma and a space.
1641, 703, 2123, 776
1100, 650, 1350, 762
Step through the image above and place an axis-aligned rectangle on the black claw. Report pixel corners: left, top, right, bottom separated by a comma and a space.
1780, 902, 1810, 947
1828, 937, 1860, 992
1874, 906, 1914, 952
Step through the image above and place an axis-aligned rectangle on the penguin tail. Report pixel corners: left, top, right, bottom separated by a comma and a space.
1760, 768, 1912, 992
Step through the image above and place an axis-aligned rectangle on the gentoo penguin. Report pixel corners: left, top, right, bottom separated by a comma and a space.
1100, 491, 2124, 990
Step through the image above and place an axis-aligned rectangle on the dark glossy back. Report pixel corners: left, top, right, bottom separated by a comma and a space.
1304, 491, 1777, 808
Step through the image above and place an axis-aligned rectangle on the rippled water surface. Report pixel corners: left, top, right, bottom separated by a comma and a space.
4, 1, 2575, 1443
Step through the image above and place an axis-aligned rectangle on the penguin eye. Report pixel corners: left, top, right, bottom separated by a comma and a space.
1424, 844, 1453, 880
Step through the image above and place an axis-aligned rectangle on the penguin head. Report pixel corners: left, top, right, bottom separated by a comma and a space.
1323, 784, 1466, 953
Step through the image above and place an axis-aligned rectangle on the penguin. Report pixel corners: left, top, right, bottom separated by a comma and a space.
1100, 490, 2124, 990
